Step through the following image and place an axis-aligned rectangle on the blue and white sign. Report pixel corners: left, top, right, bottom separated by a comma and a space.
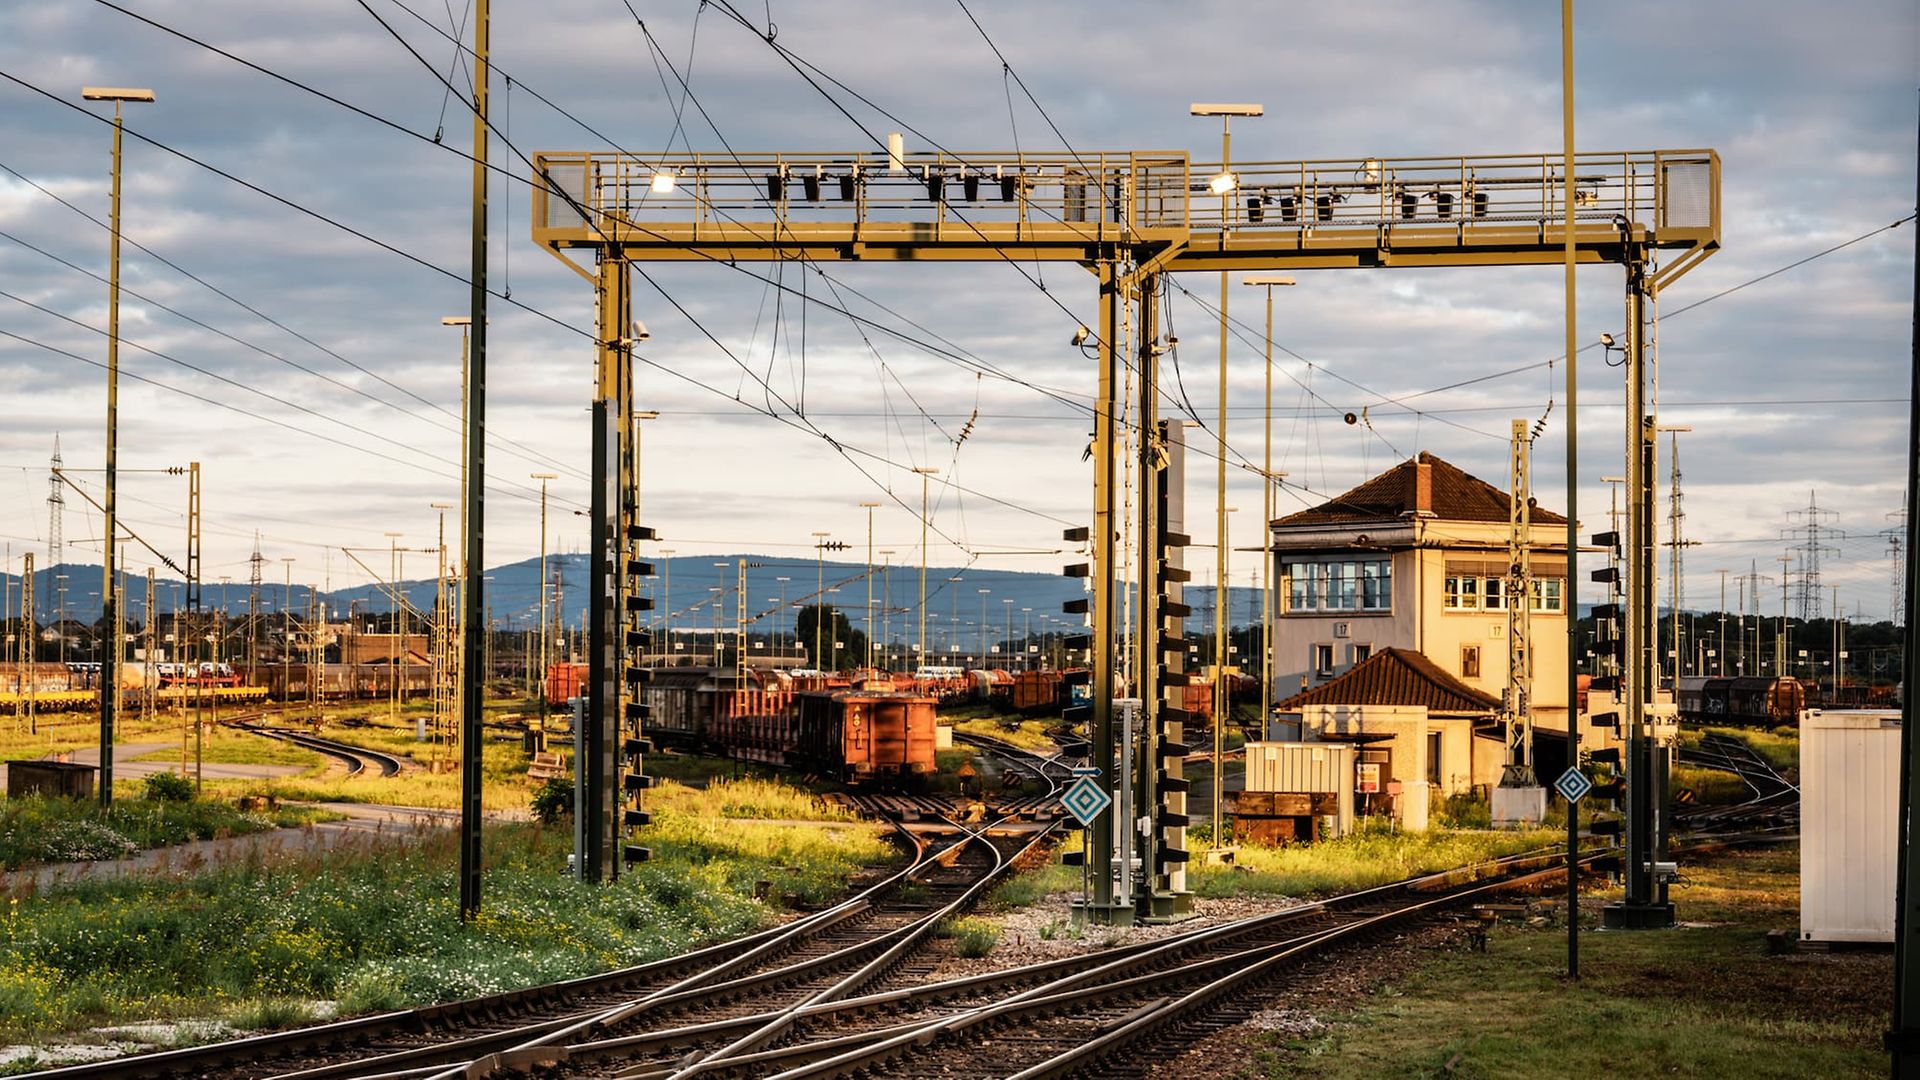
1554, 767, 1594, 804
1061, 776, 1114, 826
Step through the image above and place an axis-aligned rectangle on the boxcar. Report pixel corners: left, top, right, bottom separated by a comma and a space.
1675, 675, 1805, 726
793, 690, 938, 783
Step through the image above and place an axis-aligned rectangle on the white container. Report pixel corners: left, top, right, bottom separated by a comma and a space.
1801, 709, 1902, 945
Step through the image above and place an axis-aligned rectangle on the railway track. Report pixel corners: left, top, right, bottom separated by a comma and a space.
1676, 731, 1799, 832
22, 806, 1054, 1080
238, 724, 406, 778
446, 847, 1573, 1079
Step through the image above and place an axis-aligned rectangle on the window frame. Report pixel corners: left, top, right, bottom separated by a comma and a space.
1285, 557, 1392, 614
1460, 644, 1481, 679
1312, 643, 1335, 677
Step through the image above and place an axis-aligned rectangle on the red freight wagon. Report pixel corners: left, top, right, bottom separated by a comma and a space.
794, 690, 938, 783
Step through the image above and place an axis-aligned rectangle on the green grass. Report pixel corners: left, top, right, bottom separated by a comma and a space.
951, 717, 1058, 752
1672, 763, 1751, 805
1188, 820, 1561, 899
937, 915, 1000, 957
129, 728, 325, 769
0, 804, 894, 1045
0, 792, 333, 870
1704, 725, 1800, 771
1244, 846, 1882, 1080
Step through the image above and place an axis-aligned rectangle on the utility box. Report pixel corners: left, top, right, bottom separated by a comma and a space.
1801, 709, 1900, 945
1236, 742, 1355, 843
6, 760, 98, 800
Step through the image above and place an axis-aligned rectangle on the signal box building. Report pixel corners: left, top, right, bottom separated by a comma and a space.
1267, 453, 1576, 826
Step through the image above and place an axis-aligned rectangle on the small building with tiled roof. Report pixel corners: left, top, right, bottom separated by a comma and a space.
1272, 646, 1506, 829
1264, 453, 1583, 818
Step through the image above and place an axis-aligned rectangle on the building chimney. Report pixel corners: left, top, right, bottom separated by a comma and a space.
1414, 460, 1433, 515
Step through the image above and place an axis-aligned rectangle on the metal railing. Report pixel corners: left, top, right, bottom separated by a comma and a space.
534, 149, 1718, 252
535, 150, 1193, 243
1179, 150, 1718, 236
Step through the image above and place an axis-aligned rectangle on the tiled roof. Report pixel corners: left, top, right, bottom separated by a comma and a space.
1275, 646, 1501, 714
1274, 452, 1566, 527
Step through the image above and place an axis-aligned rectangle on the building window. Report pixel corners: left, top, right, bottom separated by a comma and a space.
1287, 559, 1391, 613
1484, 578, 1506, 610
1532, 577, 1564, 612
1444, 574, 1480, 611
1427, 730, 1443, 785
1449, 574, 1565, 614
1313, 643, 1335, 677
1460, 644, 1481, 679
1352, 643, 1372, 665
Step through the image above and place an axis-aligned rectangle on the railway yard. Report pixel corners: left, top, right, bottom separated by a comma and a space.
0, 690, 1889, 1078
1, 2, 1916, 1077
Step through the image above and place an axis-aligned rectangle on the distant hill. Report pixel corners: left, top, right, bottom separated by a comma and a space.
0, 557, 1261, 640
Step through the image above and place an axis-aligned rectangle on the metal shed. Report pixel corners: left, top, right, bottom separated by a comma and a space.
1801, 709, 1900, 945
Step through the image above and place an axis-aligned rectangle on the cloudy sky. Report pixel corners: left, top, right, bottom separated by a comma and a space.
0, 0, 1912, 624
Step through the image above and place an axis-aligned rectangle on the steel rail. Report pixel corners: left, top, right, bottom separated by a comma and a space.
20, 818, 939, 1080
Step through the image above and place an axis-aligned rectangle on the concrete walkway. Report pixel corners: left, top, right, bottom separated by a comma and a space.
0, 802, 468, 892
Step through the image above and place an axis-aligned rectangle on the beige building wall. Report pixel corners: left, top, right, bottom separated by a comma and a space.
1304, 702, 1496, 831
1272, 517, 1568, 728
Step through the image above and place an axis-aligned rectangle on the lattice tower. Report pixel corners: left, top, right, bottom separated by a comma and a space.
1783, 491, 1843, 621
46, 435, 63, 574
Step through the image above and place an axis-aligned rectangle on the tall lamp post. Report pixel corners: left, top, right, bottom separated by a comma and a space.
978, 589, 991, 667
912, 468, 940, 666
860, 501, 881, 670
280, 557, 296, 710
82, 84, 155, 806
774, 575, 790, 661
811, 532, 832, 670
531, 472, 558, 737
385, 532, 403, 724
1244, 273, 1295, 741
1192, 101, 1262, 851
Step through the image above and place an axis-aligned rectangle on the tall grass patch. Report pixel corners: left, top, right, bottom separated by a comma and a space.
0, 807, 893, 1042
1190, 820, 1560, 898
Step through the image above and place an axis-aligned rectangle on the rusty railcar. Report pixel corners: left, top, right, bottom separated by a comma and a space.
793, 690, 938, 783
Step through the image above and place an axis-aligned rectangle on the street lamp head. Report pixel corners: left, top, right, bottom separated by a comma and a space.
529, 472, 558, 481
1242, 274, 1296, 287
441, 316, 473, 326
1189, 103, 1263, 117
82, 87, 155, 103
430, 501, 453, 509
912, 466, 940, 476
860, 501, 882, 508
634, 410, 660, 421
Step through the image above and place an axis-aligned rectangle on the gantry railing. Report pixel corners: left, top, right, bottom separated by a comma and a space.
533, 148, 1718, 268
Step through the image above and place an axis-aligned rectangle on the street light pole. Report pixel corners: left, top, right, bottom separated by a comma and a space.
82, 84, 154, 806
913, 468, 939, 666
812, 532, 832, 670
531, 473, 558, 743
1244, 274, 1295, 741
860, 501, 881, 670
385, 532, 403, 724
1192, 101, 1262, 851
280, 557, 295, 711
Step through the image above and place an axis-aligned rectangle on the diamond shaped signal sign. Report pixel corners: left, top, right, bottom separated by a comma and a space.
1554, 767, 1594, 804
1061, 776, 1113, 826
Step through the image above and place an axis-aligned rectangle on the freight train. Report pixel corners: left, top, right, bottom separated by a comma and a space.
1674, 675, 1807, 727
553, 663, 939, 785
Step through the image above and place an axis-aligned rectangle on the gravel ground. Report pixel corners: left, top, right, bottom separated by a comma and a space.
930, 888, 1311, 978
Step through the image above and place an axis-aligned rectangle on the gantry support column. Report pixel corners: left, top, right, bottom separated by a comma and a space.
585, 251, 630, 883
1604, 251, 1674, 929
1134, 273, 1194, 921
1082, 255, 1131, 925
